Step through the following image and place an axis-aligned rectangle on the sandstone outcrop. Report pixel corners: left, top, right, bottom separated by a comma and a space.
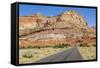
19, 10, 96, 48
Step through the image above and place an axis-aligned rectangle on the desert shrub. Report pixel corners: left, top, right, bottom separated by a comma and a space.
25, 46, 41, 49
79, 43, 89, 47
20, 44, 71, 49
27, 46, 33, 48
68, 10, 76, 13
22, 53, 33, 58
20, 45, 33, 49
26, 45, 53, 49
53, 44, 70, 48
79, 44, 84, 47
64, 44, 70, 47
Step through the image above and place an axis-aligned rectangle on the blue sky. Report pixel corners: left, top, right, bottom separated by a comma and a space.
19, 4, 96, 27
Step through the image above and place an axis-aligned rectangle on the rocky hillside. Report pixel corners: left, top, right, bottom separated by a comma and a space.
19, 10, 96, 48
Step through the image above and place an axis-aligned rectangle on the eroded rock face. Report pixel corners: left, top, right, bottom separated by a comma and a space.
19, 10, 96, 48
19, 10, 88, 36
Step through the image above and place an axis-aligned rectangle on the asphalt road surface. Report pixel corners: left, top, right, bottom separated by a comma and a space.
34, 47, 83, 63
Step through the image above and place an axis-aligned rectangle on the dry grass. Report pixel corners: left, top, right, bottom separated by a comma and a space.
19, 47, 72, 64
78, 46, 96, 60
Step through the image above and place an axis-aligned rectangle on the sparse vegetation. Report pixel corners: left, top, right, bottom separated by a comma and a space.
78, 43, 96, 60
79, 43, 89, 47
53, 44, 70, 48
68, 10, 77, 14
78, 46, 96, 60
22, 52, 33, 58
19, 45, 72, 64
20, 44, 71, 49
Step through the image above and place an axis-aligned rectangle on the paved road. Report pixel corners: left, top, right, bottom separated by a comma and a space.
34, 47, 83, 63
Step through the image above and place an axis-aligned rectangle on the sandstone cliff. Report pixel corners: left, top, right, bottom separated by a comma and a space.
19, 10, 96, 48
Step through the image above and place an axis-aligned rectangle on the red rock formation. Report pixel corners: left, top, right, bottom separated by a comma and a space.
19, 10, 96, 48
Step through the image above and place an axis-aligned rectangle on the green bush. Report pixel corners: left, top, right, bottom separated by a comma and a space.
22, 53, 33, 58
68, 10, 76, 13
53, 44, 70, 48
20, 44, 71, 49
79, 43, 89, 47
